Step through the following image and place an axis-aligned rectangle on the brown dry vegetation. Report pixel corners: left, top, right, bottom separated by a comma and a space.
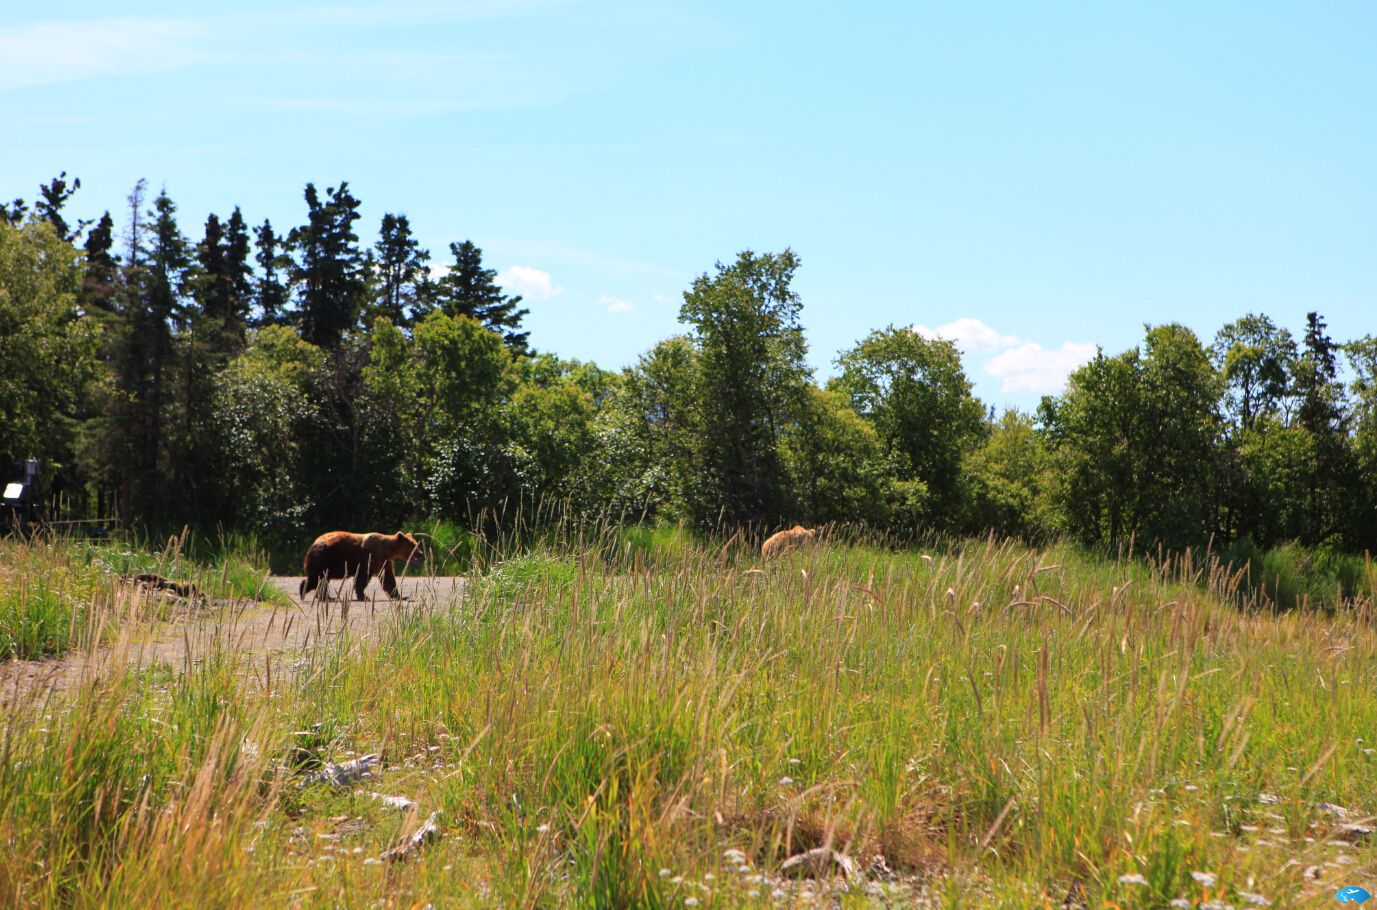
0, 528, 1375, 907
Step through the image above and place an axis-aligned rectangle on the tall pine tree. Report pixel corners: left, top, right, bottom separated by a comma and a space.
434, 240, 530, 355
1294, 311, 1354, 543
81, 211, 119, 314
225, 207, 253, 331
289, 182, 366, 348
371, 212, 430, 328
35, 172, 89, 242
254, 219, 290, 327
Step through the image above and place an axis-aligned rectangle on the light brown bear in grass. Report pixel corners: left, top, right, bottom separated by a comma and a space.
761, 525, 817, 560
300, 531, 420, 601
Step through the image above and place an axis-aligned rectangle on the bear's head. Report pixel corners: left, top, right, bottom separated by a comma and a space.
392, 532, 421, 563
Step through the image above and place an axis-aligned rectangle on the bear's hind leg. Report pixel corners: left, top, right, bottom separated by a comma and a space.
354, 561, 371, 601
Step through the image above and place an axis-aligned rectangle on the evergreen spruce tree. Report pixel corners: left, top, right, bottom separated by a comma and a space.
35, 172, 89, 241
1294, 311, 1354, 543
435, 240, 530, 354
289, 182, 366, 348
253, 219, 290, 327
0, 197, 27, 227
225, 207, 254, 334
102, 180, 176, 521
81, 211, 119, 314
196, 213, 230, 320
372, 212, 430, 328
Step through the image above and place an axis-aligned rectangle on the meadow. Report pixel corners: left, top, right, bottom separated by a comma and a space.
0, 526, 1374, 908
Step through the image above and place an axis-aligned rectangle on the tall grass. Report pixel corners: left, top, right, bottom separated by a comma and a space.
1, 529, 1374, 907
0, 530, 287, 660
1219, 536, 1377, 611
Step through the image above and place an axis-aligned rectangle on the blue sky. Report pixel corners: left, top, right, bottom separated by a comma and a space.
3, 1, 1374, 410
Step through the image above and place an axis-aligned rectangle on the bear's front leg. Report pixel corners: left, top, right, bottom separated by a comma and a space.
381, 562, 406, 600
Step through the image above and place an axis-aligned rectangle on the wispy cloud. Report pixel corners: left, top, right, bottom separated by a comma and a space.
0, 18, 214, 92
910, 316, 1095, 396
499, 265, 563, 300
913, 316, 1021, 354
984, 340, 1098, 394
601, 295, 635, 313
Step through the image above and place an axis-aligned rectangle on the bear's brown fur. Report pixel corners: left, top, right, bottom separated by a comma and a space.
761, 525, 816, 559
300, 531, 420, 601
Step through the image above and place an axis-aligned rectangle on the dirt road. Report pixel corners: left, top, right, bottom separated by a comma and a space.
0, 575, 464, 706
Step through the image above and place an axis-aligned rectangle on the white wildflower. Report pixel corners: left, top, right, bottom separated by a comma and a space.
1191, 871, 1217, 887
1118, 873, 1149, 886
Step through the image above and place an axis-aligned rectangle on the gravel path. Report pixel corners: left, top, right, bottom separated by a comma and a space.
0, 574, 464, 706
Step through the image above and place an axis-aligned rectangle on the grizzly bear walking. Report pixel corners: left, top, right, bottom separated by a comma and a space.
761, 525, 817, 559
300, 531, 420, 601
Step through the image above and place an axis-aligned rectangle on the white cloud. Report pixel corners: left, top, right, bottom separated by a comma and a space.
985, 341, 1098, 395
498, 265, 563, 300
601, 295, 635, 313
912, 317, 1021, 354
0, 19, 213, 92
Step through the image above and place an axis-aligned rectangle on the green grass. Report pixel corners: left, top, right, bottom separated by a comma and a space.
0, 531, 288, 660
1231, 539, 1377, 611
1, 530, 1374, 907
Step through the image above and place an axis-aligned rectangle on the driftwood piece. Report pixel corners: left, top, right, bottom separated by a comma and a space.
122, 572, 202, 600
368, 792, 417, 811
780, 846, 859, 881
301, 753, 380, 789
382, 811, 443, 862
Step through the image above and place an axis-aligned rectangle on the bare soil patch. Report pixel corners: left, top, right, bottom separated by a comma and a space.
0, 575, 464, 706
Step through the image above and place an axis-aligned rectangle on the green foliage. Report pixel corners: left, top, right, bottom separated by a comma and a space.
833, 325, 985, 532
370, 212, 430, 328
678, 249, 811, 528
780, 386, 888, 524
4, 169, 1377, 563
412, 519, 483, 573
1220, 536, 1376, 611
366, 311, 516, 520
428, 239, 530, 355
1231, 417, 1313, 544
289, 182, 367, 349
0, 221, 98, 478
962, 409, 1054, 541
507, 377, 600, 506
599, 336, 701, 521
215, 326, 320, 542
1041, 324, 1222, 551
1212, 313, 1295, 432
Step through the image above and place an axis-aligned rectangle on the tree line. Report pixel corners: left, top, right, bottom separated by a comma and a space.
2, 175, 1375, 559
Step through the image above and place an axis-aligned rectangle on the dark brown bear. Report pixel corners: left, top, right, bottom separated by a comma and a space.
299, 531, 420, 601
